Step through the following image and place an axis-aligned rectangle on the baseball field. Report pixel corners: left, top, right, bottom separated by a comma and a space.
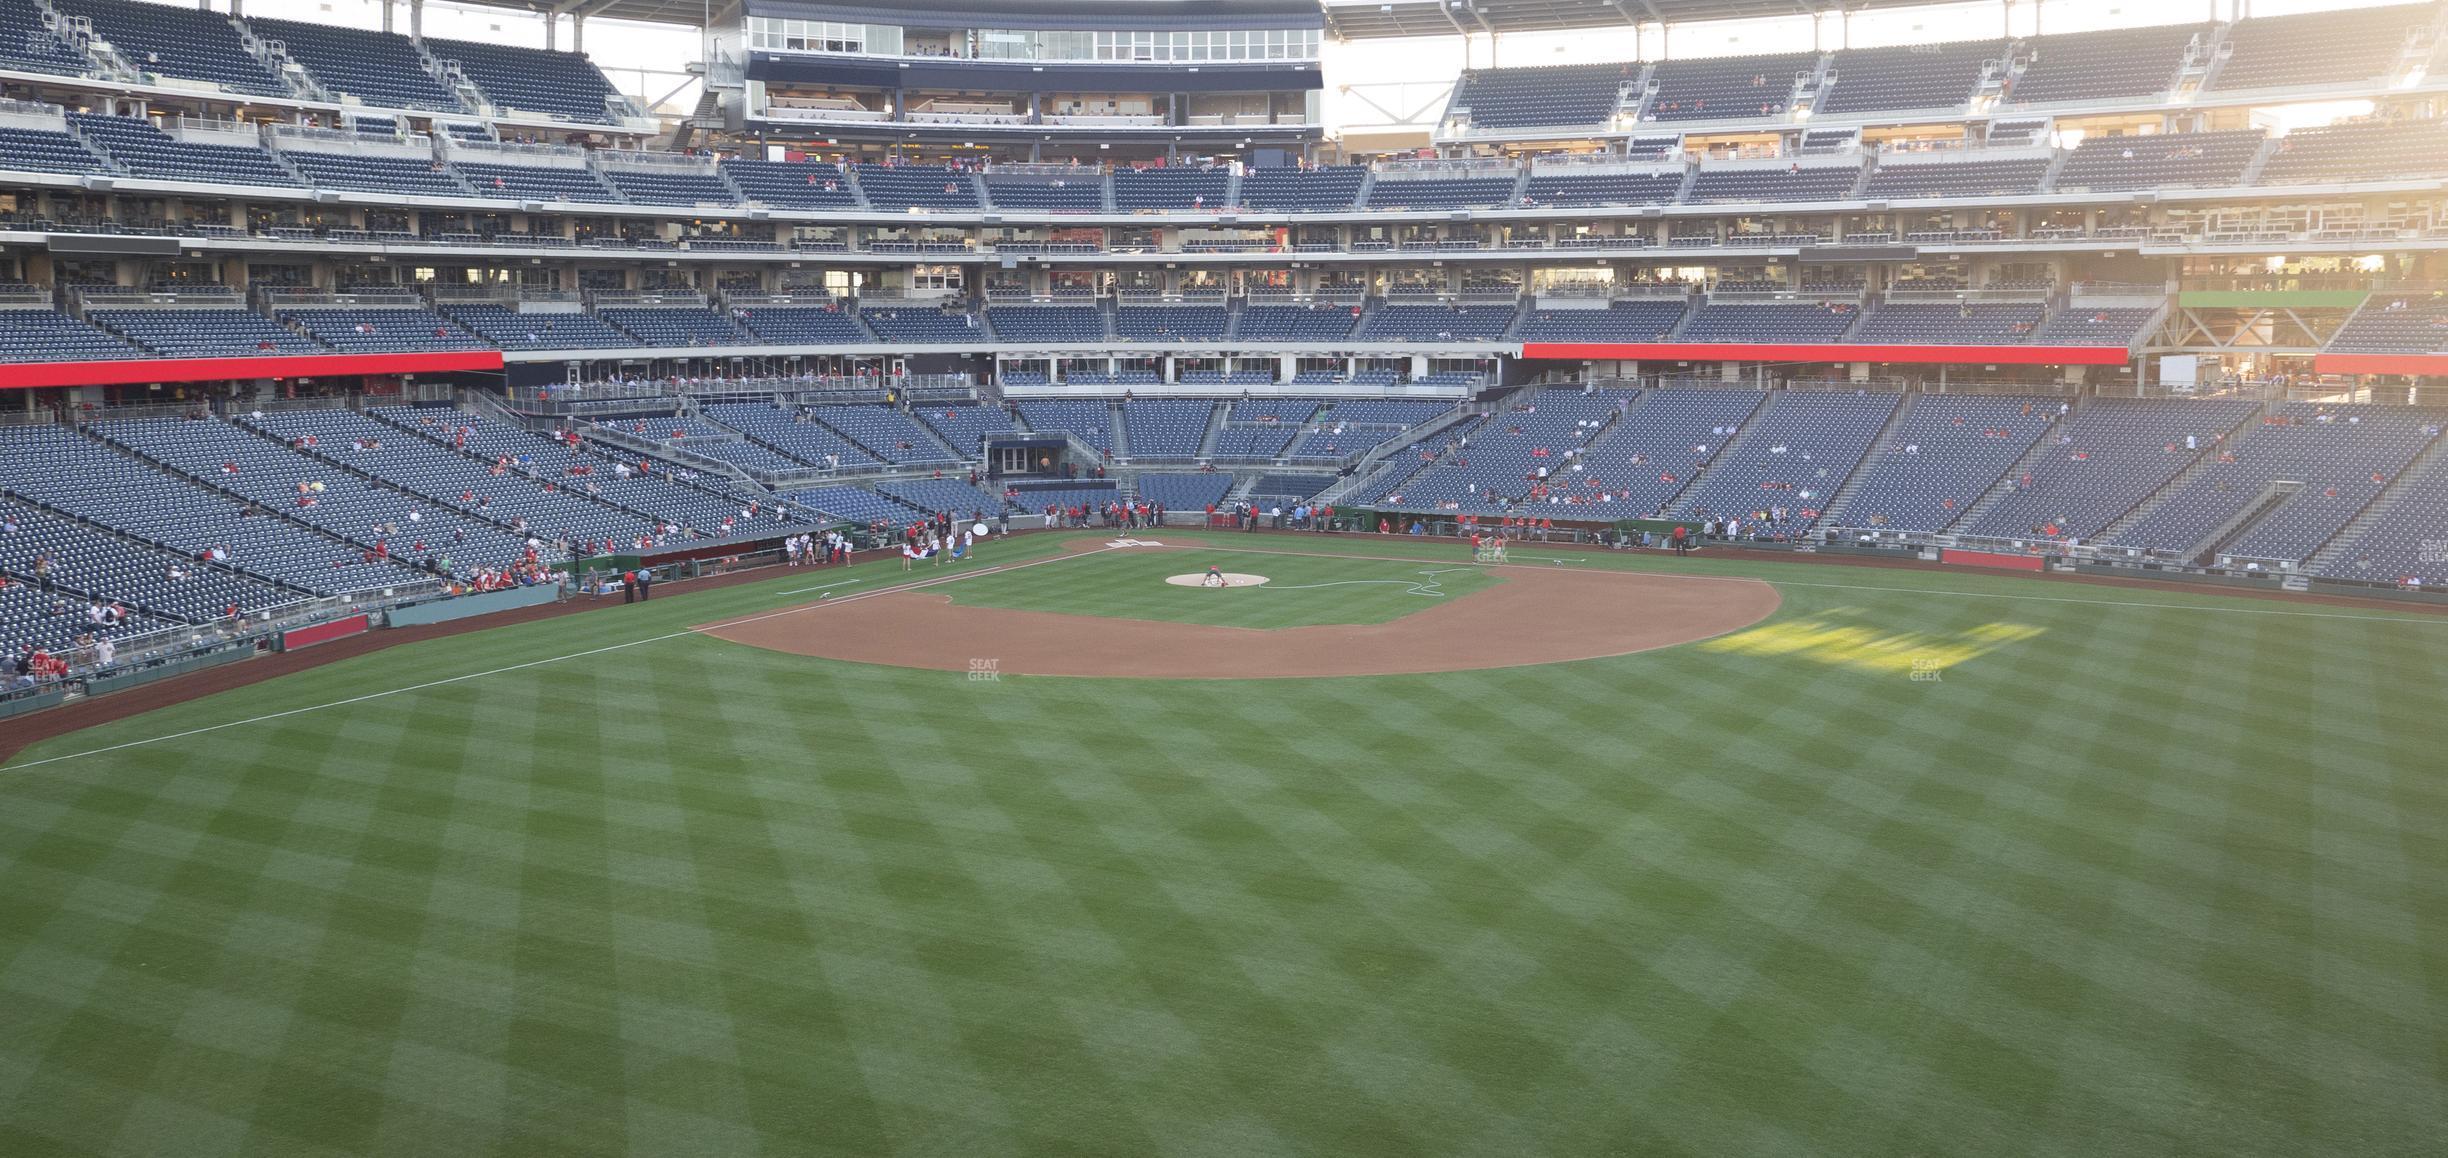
1, 530, 2443, 1156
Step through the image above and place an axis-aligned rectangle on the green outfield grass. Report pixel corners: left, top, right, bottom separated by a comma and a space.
945, 546, 1501, 627
3, 531, 2445, 1157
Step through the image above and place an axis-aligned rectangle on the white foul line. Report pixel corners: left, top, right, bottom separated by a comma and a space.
6, 542, 1129, 772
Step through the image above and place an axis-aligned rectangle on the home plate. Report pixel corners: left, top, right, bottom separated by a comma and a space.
1165, 573, 1271, 588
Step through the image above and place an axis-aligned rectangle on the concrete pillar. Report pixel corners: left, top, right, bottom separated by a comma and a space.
382, 0, 391, 34
544, 15, 556, 51
574, 14, 585, 54
410, 0, 422, 40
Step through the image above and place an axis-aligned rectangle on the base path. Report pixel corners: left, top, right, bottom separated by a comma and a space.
701, 548, 1781, 679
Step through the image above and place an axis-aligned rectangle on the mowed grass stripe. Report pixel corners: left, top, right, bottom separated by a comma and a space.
0, 534, 2442, 1155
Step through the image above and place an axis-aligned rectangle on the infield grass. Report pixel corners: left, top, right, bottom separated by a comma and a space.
943, 545, 1501, 627
2, 530, 2445, 1157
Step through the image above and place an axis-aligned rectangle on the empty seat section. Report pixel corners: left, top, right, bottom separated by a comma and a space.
875, 478, 1011, 516
2207, 3, 2431, 91
987, 305, 1106, 343
2031, 307, 2159, 347
1365, 176, 1515, 210
984, 174, 1103, 210
2009, 24, 2203, 104
1861, 157, 2050, 198
1449, 62, 1633, 129
1685, 164, 1860, 203
598, 166, 734, 205
1237, 304, 1358, 341
721, 159, 860, 208
453, 161, 620, 201
1828, 396, 2057, 531
597, 307, 748, 347
702, 403, 881, 469
55, 0, 283, 95
0, 125, 111, 174
442, 305, 636, 348
1120, 400, 1211, 458
280, 308, 485, 351
1678, 302, 1857, 344
1111, 167, 1229, 210
0, 308, 143, 360
1965, 398, 2259, 539
88, 306, 322, 356
1237, 165, 1363, 211
1014, 400, 1114, 453
859, 306, 982, 343
913, 404, 1016, 455
0, 0, 93, 74
2317, 451, 2448, 584
424, 36, 628, 123
1517, 301, 1689, 342
735, 306, 867, 344
1853, 303, 2045, 345
281, 148, 469, 196
1672, 391, 1901, 530
2054, 129, 2263, 191
248, 17, 463, 110
1521, 170, 1684, 207
1360, 304, 1515, 341
1643, 52, 1817, 122
2112, 403, 2441, 562
1114, 306, 1227, 341
852, 165, 979, 210
1818, 40, 2001, 115
69, 114, 294, 186
2258, 118, 2448, 185
810, 405, 958, 466
2327, 294, 2448, 353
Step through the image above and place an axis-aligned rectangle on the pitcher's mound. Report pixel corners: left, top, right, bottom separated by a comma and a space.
1165, 572, 1270, 588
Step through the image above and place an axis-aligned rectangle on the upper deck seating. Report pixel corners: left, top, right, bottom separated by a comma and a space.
1449, 62, 1634, 129
1818, 40, 2002, 115
55, 0, 284, 96
1642, 52, 1818, 122
2008, 23, 2203, 104
2206, 3, 2431, 92
249, 17, 464, 111
423, 36, 629, 123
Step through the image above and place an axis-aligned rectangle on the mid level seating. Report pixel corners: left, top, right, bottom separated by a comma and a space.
875, 478, 1010, 517
423, 36, 629, 124
1861, 157, 2050, 199
1685, 165, 1861, 204
56, 0, 285, 96
1517, 301, 1689, 343
2031, 307, 2158, 346
596, 306, 747, 347
1521, 171, 1685, 207
1237, 304, 1360, 342
1131, 473, 1234, 510
2258, 119, 2448, 185
1678, 302, 1857, 344
1114, 306, 1227, 341
2054, 129, 2263, 192
279, 307, 487, 352
0, 126, 112, 175
1112, 167, 1229, 210
455, 161, 621, 203
280, 149, 469, 196
249, 16, 464, 111
1852, 303, 2045, 345
721, 159, 861, 209
1361, 304, 1516, 341
852, 165, 980, 211
69, 114, 294, 187
987, 305, 1106, 343
735, 305, 868, 345
443, 305, 637, 349
702, 403, 881, 470
984, 175, 1103, 211
1366, 176, 1517, 210
599, 166, 734, 206
2008, 23, 2203, 105
89, 306, 323, 357
1237, 166, 1364, 211
0, 309, 143, 361
2327, 295, 2448, 354
1450, 62, 1634, 129
859, 306, 982, 344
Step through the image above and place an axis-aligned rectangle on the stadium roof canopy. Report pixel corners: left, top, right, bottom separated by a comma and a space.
1320, 0, 1973, 39
433, 0, 1321, 34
